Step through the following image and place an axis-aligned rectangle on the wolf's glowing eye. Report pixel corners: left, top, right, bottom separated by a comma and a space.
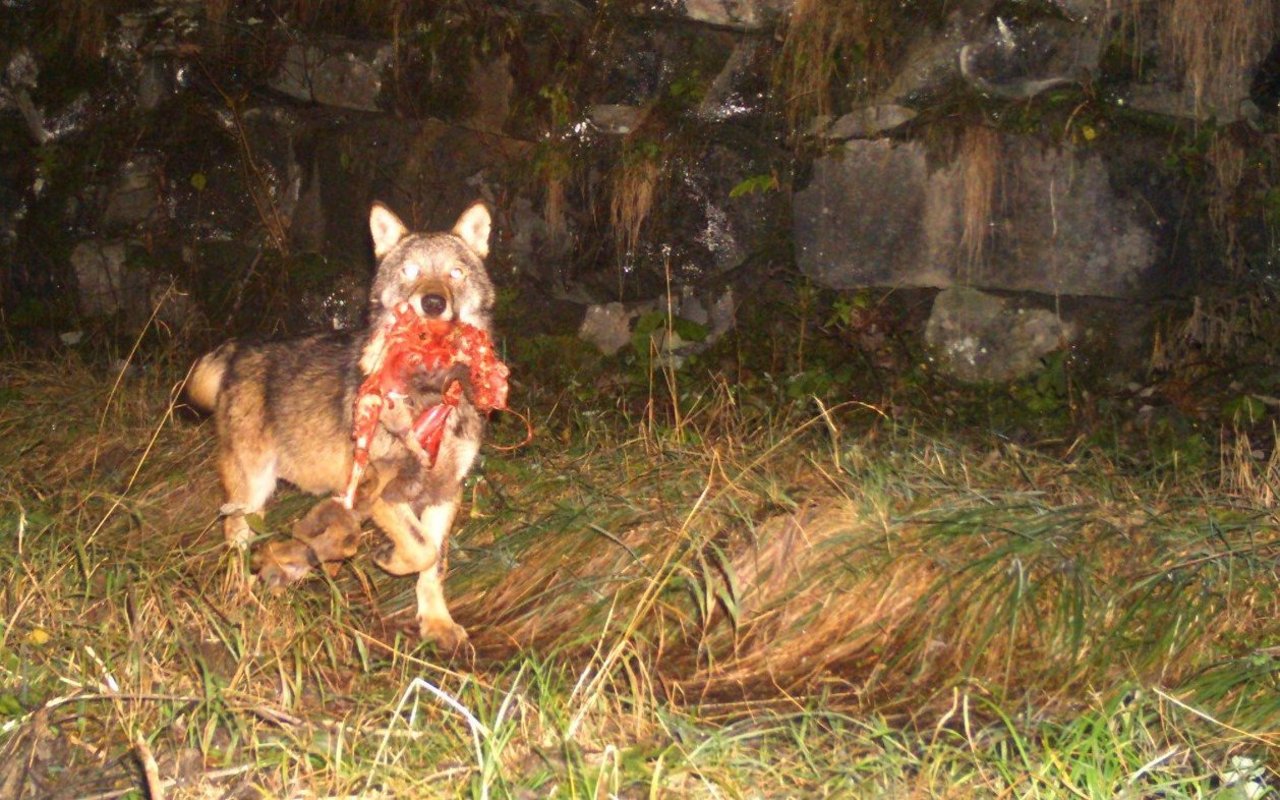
449, 267, 464, 281
403, 263, 420, 280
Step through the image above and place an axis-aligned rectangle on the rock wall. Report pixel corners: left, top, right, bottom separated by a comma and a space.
795, 136, 1157, 298
0, 0, 1273, 346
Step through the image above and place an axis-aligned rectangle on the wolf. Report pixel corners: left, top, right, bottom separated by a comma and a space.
186, 202, 496, 649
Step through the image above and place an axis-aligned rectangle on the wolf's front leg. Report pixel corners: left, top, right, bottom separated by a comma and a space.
415, 553, 467, 650
371, 495, 467, 648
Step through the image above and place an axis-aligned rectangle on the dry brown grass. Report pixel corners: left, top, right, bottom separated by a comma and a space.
432, 404, 1279, 721
1220, 427, 1280, 509
1151, 294, 1253, 374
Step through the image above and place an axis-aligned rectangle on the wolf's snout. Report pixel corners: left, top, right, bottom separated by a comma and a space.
418, 292, 449, 318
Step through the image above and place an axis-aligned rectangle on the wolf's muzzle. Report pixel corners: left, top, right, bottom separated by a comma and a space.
416, 283, 452, 318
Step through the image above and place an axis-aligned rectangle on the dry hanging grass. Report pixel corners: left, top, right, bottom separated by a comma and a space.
609, 143, 662, 266
773, 0, 899, 134
54, 0, 107, 61
537, 138, 574, 244
544, 173, 567, 241
1207, 133, 1247, 274
959, 126, 1002, 278
1160, 0, 1276, 116
774, 0, 844, 130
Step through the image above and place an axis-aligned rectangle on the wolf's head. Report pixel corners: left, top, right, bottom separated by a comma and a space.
366, 202, 496, 334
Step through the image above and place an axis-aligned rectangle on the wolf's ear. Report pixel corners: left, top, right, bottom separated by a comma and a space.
452, 202, 491, 258
369, 203, 409, 258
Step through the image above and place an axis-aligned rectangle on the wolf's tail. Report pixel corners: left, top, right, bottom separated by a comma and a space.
185, 342, 236, 412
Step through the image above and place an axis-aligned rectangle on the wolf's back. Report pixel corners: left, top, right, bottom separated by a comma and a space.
186, 342, 238, 412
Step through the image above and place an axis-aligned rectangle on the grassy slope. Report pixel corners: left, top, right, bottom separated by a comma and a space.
0, 347, 1277, 798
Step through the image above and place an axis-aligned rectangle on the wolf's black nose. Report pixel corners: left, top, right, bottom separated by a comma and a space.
420, 293, 448, 317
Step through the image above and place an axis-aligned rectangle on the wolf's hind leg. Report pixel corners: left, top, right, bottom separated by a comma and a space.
217, 448, 277, 549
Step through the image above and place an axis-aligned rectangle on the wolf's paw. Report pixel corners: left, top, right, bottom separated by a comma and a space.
224, 523, 253, 551
418, 616, 469, 652
253, 540, 317, 593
